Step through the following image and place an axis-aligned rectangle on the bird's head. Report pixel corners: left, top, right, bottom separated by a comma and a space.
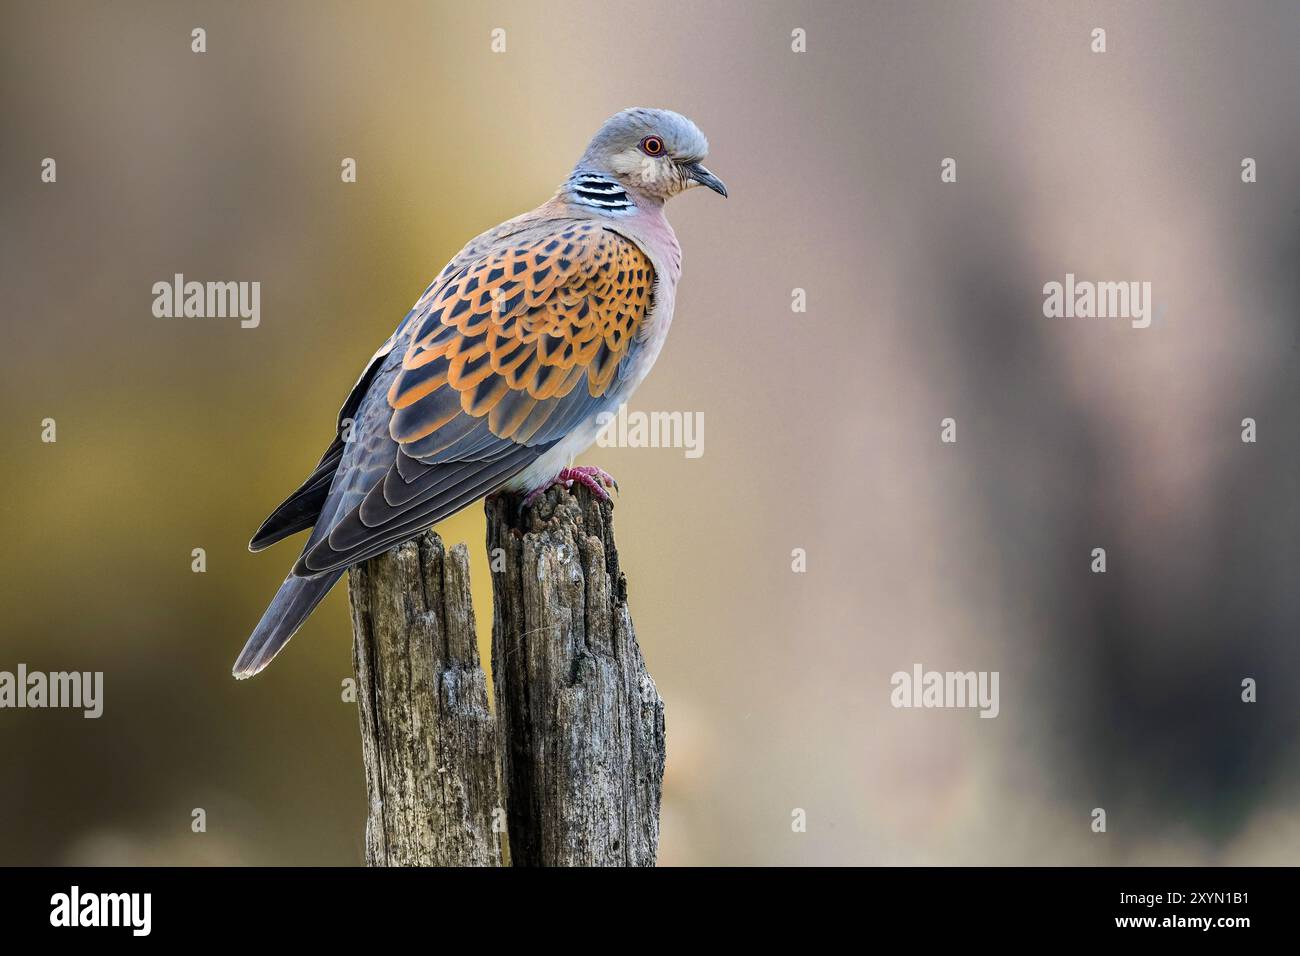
573, 108, 727, 206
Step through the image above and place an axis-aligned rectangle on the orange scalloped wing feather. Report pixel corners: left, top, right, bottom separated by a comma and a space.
387, 220, 654, 460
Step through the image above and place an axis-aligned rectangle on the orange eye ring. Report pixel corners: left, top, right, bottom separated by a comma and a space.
640, 136, 665, 156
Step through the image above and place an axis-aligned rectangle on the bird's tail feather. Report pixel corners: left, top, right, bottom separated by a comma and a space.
232, 568, 345, 679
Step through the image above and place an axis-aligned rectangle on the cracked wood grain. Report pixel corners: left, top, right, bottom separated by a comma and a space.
348, 535, 502, 866
487, 484, 666, 867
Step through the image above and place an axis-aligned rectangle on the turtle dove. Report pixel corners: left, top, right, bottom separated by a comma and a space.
233, 108, 726, 678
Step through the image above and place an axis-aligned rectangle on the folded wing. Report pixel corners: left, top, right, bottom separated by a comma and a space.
291, 219, 655, 575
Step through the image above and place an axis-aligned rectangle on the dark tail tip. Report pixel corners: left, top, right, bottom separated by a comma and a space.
232, 569, 345, 679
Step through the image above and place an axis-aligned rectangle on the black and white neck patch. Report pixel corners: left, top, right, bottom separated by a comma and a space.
567, 173, 636, 213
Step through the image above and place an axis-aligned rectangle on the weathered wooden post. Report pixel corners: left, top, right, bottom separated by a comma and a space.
487, 485, 666, 866
348, 484, 665, 866
348, 536, 502, 866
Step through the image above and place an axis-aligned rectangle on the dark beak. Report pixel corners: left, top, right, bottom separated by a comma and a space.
682, 162, 728, 198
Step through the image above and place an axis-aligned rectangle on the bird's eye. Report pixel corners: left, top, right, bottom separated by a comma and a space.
640, 136, 665, 156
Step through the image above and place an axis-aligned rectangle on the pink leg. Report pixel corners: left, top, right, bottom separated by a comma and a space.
523, 466, 619, 508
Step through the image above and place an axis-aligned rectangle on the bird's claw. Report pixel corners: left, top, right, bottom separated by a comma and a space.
521, 466, 619, 511
561, 465, 618, 501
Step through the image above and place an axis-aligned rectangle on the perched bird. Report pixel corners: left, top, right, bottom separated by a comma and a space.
233, 108, 726, 678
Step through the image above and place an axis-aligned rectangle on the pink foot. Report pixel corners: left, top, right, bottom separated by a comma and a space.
523, 466, 619, 508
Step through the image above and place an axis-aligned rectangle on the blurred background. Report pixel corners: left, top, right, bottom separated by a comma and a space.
1, 0, 1297, 865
